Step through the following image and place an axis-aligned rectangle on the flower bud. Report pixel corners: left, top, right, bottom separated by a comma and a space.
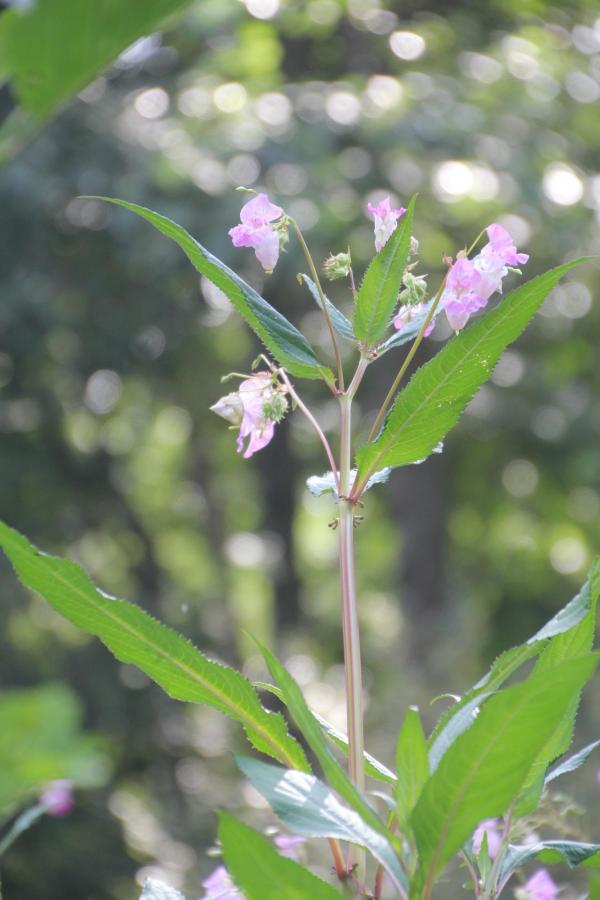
262, 391, 288, 423
41, 780, 73, 817
323, 251, 352, 281
210, 392, 244, 425
398, 272, 428, 306
410, 236, 419, 257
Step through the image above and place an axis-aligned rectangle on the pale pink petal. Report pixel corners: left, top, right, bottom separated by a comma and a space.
522, 868, 559, 899
252, 228, 280, 273
274, 834, 305, 860
368, 196, 406, 252
202, 865, 243, 899
472, 819, 502, 859
40, 781, 73, 817
228, 223, 257, 248
239, 193, 283, 226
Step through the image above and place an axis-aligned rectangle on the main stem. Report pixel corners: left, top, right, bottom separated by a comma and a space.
338, 358, 368, 879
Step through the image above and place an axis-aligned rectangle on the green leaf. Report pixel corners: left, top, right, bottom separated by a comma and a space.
429, 558, 600, 759
395, 708, 429, 828
411, 655, 598, 891
89, 198, 331, 383
236, 755, 406, 892
500, 841, 600, 883
0, 521, 308, 772
375, 298, 441, 355
545, 739, 600, 785
219, 811, 342, 899
0, 0, 192, 160
300, 274, 356, 341
355, 259, 587, 487
353, 196, 416, 345
257, 641, 388, 838
254, 682, 396, 784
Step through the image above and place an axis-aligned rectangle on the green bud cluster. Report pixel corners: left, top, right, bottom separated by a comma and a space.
262, 391, 288, 423
323, 250, 352, 281
398, 272, 428, 306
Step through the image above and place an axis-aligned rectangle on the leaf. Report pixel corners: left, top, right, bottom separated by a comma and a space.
306, 468, 391, 499
140, 879, 187, 900
375, 298, 441, 355
254, 683, 396, 784
545, 739, 600, 785
300, 274, 356, 341
411, 655, 598, 891
236, 756, 406, 892
257, 641, 389, 839
395, 708, 429, 828
428, 696, 491, 773
89, 198, 331, 383
429, 558, 600, 757
219, 811, 342, 899
0, 0, 192, 161
0, 521, 308, 772
355, 260, 587, 488
353, 196, 416, 346
499, 841, 600, 883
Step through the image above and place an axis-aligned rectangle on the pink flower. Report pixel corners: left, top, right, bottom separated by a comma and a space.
441, 223, 528, 332
273, 833, 305, 860
202, 865, 243, 899
367, 197, 406, 252
393, 302, 434, 337
229, 193, 284, 273
40, 780, 73, 817
516, 868, 560, 900
472, 818, 502, 859
211, 372, 288, 459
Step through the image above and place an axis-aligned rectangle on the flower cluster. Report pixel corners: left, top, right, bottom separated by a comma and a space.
210, 371, 288, 459
229, 193, 285, 273
441, 223, 529, 333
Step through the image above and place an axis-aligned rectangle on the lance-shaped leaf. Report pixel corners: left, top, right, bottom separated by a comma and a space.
257, 641, 389, 839
545, 739, 600, 785
354, 259, 587, 490
429, 557, 600, 758
411, 654, 598, 893
353, 196, 416, 346
0, 521, 308, 772
500, 840, 600, 884
88, 198, 331, 383
236, 756, 406, 892
300, 274, 356, 342
219, 811, 342, 899
395, 708, 429, 828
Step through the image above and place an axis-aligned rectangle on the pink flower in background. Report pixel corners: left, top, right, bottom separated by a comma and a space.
273, 833, 305, 860
367, 196, 406, 252
472, 818, 502, 859
393, 302, 434, 337
202, 865, 243, 899
516, 868, 560, 900
211, 372, 288, 459
229, 193, 284, 272
441, 223, 528, 332
40, 780, 73, 817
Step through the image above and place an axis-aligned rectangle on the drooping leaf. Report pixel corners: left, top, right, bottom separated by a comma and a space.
500, 840, 600, 884
140, 879, 187, 900
428, 558, 600, 757
395, 708, 429, 828
411, 654, 598, 892
300, 274, 356, 341
257, 641, 388, 838
545, 740, 600, 785
306, 468, 391, 499
353, 196, 416, 346
0, 522, 308, 772
354, 260, 587, 490
88, 198, 331, 383
219, 811, 342, 899
236, 756, 406, 892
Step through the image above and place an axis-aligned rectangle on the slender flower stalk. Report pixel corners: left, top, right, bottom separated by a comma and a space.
290, 218, 345, 392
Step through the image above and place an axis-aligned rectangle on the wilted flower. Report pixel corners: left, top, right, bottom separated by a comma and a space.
273, 833, 305, 860
441, 224, 528, 333
367, 196, 406, 252
202, 865, 243, 899
514, 868, 559, 900
323, 250, 352, 281
40, 780, 74, 817
472, 818, 502, 859
211, 372, 287, 459
228, 193, 284, 273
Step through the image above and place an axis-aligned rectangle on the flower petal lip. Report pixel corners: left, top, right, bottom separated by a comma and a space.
239, 192, 283, 226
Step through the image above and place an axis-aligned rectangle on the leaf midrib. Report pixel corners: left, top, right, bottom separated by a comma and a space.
8, 540, 299, 769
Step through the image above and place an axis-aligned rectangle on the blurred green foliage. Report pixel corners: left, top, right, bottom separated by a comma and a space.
0, 0, 599, 896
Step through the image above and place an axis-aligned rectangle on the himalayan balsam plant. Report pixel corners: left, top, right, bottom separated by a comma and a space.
0, 190, 599, 900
